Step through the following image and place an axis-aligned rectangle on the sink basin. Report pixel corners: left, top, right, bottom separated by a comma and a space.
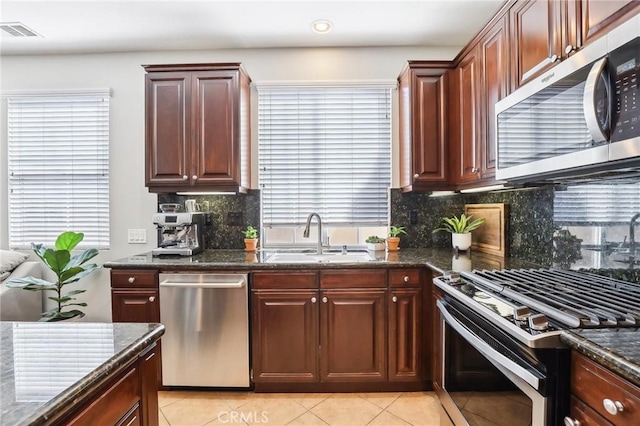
265, 252, 374, 264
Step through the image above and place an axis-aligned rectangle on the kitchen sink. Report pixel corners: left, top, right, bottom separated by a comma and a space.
265, 252, 374, 264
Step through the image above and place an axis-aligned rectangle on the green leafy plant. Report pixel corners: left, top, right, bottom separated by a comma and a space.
432, 214, 485, 234
388, 226, 407, 238
365, 236, 385, 244
5, 231, 100, 321
242, 225, 258, 239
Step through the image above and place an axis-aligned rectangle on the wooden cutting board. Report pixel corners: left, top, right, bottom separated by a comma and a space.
464, 203, 508, 257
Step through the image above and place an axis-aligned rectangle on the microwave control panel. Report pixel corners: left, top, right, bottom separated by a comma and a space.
610, 37, 639, 142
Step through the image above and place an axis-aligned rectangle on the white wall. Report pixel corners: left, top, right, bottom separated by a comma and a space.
0, 45, 458, 321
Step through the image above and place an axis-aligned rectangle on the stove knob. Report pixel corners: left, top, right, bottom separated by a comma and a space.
514, 306, 531, 321
528, 314, 549, 331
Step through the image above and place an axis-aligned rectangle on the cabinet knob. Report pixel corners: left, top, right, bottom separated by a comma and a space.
182, 175, 188, 180
322, 296, 328, 303
128, 277, 135, 284
564, 44, 576, 55
563, 417, 580, 426
392, 296, 398, 303
471, 166, 477, 173
148, 296, 155, 302
192, 175, 198, 180
603, 399, 624, 415
549, 54, 560, 63
311, 297, 317, 303
413, 173, 419, 179
403, 276, 410, 283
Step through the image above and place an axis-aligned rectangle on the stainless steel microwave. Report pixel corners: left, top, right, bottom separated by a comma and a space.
495, 14, 640, 183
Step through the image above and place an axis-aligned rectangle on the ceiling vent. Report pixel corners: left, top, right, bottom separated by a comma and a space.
0, 22, 40, 37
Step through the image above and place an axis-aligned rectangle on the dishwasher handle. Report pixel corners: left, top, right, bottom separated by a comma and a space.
159, 276, 246, 289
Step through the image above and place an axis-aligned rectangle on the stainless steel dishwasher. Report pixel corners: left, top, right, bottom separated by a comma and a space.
159, 272, 249, 387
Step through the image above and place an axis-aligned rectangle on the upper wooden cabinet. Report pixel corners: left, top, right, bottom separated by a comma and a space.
398, 62, 453, 192
144, 63, 251, 193
510, 0, 639, 89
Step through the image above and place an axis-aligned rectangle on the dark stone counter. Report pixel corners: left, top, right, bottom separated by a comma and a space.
561, 329, 640, 387
103, 248, 539, 272
0, 322, 164, 426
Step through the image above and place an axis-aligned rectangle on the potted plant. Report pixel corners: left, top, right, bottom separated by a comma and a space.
242, 225, 259, 251
5, 231, 99, 321
365, 236, 386, 251
387, 226, 407, 251
432, 213, 485, 251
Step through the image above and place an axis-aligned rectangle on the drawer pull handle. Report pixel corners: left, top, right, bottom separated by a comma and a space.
563, 417, 580, 426
413, 173, 419, 179
603, 399, 624, 415
311, 297, 317, 303
322, 296, 328, 303
148, 296, 155, 302
182, 175, 188, 180
403, 276, 410, 283
192, 175, 198, 180
128, 277, 136, 284
392, 296, 398, 303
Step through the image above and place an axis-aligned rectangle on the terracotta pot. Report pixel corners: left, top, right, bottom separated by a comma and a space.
244, 238, 258, 252
451, 233, 472, 251
386, 237, 400, 251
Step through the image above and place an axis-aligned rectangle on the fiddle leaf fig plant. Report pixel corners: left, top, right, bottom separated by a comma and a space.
5, 231, 100, 321
433, 214, 485, 234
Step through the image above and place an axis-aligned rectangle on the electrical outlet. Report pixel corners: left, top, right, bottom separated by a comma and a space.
410, 210, 418, 225
127, 229, 147, 244
227, 212, 243, 226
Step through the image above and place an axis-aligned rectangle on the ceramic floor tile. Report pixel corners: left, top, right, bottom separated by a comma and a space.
366, 410, 411, 426
210, 391, 255, 409
158, 390, 196, 408
311, 394, 382, 426
161, 395, 232, 426
239, 397, 307, 425
159, 409, 171, 426
288, 393, 331, 410
357, 392, 402, 409
286, 411, 330, 425
385, 392, 441, 426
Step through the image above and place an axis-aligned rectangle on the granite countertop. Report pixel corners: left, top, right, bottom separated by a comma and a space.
103, 248, 539, 272
561, 328, 640, 387
0, 322, 165, 426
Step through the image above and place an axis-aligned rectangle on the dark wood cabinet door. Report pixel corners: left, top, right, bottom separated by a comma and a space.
145, 72, 190, 187
251, 291, 319, 383
510, 0, 562, 89
480, 15, 508, 179
454, 47, 481, 184
111, 290, 160, 323
320, 289, 386, 382
388, 289, 421, 382
581, 0, 638, 46
192, 70, 239, 186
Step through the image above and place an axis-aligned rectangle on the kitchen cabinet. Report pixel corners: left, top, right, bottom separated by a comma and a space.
509, 0, 639, 90
568, 351, 640, 425
251, 268, 426, 391
398, 62, 453, 192
144, 63, 251, 194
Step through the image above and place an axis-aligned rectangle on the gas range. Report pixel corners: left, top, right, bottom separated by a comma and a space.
433, 268, 640, 349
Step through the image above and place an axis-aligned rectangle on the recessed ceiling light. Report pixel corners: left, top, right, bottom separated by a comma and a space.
311, 19, 333, 34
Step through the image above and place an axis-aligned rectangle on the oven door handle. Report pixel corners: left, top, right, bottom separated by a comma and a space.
437, 300, 541, 390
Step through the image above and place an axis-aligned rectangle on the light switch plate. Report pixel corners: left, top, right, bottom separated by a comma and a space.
127, 229, 147, 244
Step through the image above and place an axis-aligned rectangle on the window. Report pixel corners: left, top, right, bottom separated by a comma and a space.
6, 90, 110, 249
258, 84, 392, 245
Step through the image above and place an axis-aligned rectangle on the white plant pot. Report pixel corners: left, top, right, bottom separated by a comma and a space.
366, 243, 386, 251
451, 233, 472, 251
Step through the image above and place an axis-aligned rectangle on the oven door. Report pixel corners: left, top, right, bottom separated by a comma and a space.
437, 299, 552, 426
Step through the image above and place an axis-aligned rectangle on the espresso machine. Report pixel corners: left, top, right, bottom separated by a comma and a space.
152, 212, 204, 256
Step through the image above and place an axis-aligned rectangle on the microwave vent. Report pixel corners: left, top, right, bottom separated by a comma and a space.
0, 22, 40, 38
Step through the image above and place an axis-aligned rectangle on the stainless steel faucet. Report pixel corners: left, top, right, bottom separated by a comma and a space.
630, 213, 640, 254
303, 212, 323, 254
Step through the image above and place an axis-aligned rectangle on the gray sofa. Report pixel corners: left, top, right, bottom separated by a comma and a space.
1, 261, 43, 321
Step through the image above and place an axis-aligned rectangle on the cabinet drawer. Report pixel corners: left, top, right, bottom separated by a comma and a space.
569, 396, 613, 426
111, 270, 158, 289
252, 272, 317, 289
572, 352, 640, 425
389, 269, 422, 288
320, 269, 386, 289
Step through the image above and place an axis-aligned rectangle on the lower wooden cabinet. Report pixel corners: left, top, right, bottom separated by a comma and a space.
251, 269, 426, 391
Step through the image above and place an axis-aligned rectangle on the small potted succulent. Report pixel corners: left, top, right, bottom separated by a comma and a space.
365, 236, 386, 251
432, 213, 485, 251
386, 226, 407, 251
5, 231, 100, 321
242, 225, 259, 251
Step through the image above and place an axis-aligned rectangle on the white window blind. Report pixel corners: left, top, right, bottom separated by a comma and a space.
554, 181, 640, 224
7, 91, 110, 249
258, 85, 392, 226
